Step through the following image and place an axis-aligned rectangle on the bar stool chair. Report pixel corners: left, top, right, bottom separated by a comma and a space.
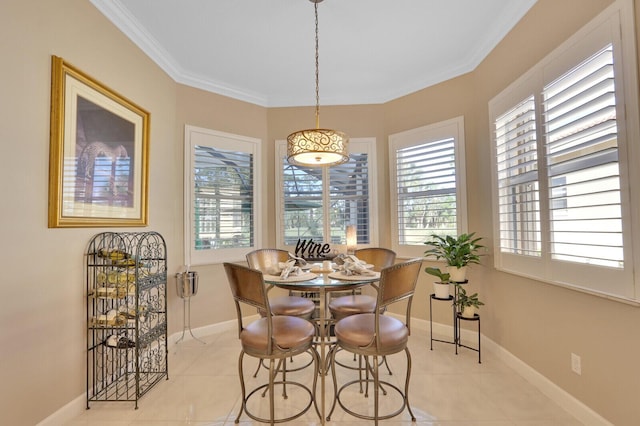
246, 249, 315, 321
329, 247, 396, 320
327, 258, 422, 424
223, 262, 320, 424
354, 247, 397, 272
247, 249, 316, 377
328, 248, 396, 377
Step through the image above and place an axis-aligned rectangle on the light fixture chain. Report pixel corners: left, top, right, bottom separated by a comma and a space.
286, 0, 349, 168
314, 0, 320, 129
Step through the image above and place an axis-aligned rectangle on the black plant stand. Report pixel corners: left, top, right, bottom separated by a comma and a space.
455, 312, 481, 363
429, 293, 455, 349
430, 280, 481, 363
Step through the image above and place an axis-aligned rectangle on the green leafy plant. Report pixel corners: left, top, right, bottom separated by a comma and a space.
424, 232, 484, 268
424, 266, 452, 283
454, 285, 485, 309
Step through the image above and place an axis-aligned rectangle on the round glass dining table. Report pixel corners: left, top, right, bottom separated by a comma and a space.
263, 270, 380, 424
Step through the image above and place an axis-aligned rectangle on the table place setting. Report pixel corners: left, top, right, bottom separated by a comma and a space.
263, 259, 318, 282
329, 254, 378, 280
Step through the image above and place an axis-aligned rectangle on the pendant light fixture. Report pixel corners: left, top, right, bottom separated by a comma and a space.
287, 0, 349, 167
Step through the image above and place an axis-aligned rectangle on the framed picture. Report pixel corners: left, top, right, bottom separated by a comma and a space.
48, 56, 149, 227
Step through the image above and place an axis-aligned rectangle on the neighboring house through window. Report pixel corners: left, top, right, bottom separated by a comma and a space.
489, 0, 640, 300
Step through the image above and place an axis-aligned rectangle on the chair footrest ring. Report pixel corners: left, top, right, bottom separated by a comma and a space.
332, 378, 408, 422
241, 380, 314, 424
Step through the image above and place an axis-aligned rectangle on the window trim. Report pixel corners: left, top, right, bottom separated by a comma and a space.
389, 116, 468, 259
488, 0, 640, 302
274, 138, 378, 253
184, 125, 262, 265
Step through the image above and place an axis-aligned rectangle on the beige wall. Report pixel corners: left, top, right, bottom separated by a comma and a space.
1, 0, 177, 424
1, 0, 638, 424
468, 1, 639, 423
173, 85, 270, 331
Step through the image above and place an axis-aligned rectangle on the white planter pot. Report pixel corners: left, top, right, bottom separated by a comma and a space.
448, 266, 467, 282
461, 306, 476, 318
433, 282, 451, 299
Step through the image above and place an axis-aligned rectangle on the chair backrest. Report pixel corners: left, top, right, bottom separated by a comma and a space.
223, 262, 272, 338
246, 248, 289, 272
354, 247, 396, 272
376, 258, 423, 327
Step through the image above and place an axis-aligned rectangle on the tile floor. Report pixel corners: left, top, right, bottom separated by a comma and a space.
67, 326, 583, 425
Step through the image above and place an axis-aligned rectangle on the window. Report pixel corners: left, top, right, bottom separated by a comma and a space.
389, 116, 467, 258
489, 0, 639, 300
275, 138, 377, 253
184, 125, 262, 265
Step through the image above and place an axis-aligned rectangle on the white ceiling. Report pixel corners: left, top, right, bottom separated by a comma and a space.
90, 0, 537, 107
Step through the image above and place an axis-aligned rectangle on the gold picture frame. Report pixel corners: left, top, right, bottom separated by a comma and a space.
48, 56, 149, 227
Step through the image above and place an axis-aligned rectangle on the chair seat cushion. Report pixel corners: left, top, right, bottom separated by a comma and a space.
334, 313, 408, 354
241, 315, 315, 355
329, 295, 376, 319
270, 295, 315, 317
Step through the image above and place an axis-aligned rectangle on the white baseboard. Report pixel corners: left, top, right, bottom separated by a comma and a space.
39, 316, 611, 426
37, 393, 86, 426
484, 338, 612, 426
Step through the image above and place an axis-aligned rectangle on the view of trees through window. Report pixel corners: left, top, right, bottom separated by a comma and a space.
396, 137, 458, 245
282, 152, 370, 246
193, 145, 253, 250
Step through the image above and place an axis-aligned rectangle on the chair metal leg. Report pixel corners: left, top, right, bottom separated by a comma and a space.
310, 346, 322, 421
364, 356, 369, 397
252, 358, 263, 378
364, 356, 387, 397
235, 351, 246, 424
268, 358, 275, 425
382, 355, 393, 375
358, 355, 364, 394
404, 346, 417, 422
261, 358, 283, 397
281, 358, 288, 399
327, 344, 339, 421
373, 355, 379, 425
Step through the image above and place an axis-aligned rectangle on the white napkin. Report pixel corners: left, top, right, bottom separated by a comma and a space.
341, 255, 373, 276
288, 252, 308, 267
278, 260, 302, 280
267, 260, 303, 279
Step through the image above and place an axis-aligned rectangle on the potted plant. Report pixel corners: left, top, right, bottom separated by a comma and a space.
424, 266, 453, 299
424, 232, 484, 282
455, 285, 484, 318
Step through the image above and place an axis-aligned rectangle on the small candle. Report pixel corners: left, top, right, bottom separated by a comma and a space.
346, 224, 357, 254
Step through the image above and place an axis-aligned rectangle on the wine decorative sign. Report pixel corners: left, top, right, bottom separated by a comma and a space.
294, 239, 332, 259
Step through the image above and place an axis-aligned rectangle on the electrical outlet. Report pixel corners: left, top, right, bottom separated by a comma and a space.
571, 353, 581, 375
